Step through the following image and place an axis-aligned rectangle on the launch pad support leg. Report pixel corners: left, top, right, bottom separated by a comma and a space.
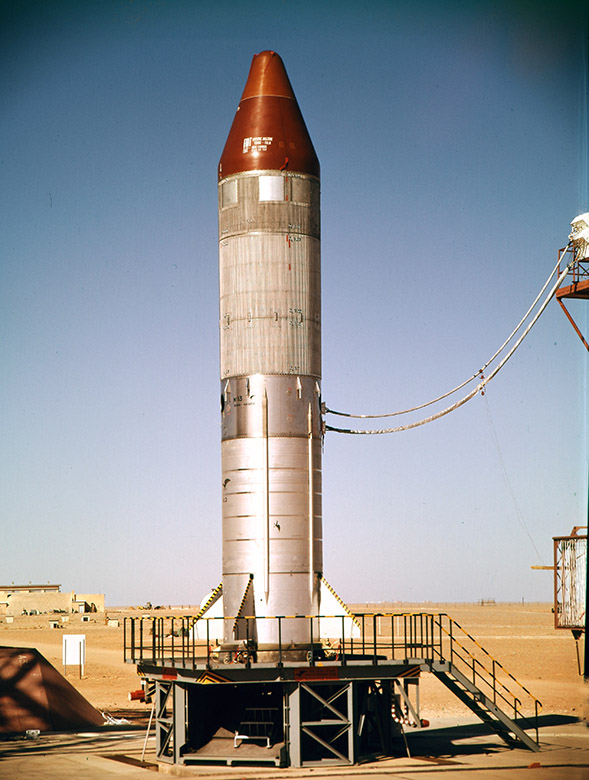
155, 680, 187, 764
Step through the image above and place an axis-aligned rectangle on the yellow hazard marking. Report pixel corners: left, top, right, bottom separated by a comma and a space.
197, 671, 228, 684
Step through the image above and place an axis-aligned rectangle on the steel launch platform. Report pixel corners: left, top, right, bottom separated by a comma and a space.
124, 612, 542, 767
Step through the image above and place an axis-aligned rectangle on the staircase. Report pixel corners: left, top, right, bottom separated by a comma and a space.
429, 659, 540, 750
398, 613, 542, 751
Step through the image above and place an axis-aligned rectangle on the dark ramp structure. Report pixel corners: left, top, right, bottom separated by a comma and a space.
0, 646, 104, 734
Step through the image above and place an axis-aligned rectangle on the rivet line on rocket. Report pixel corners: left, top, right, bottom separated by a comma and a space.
239, 93, 296, 102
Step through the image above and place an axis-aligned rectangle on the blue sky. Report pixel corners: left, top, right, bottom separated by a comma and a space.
1, 0, 587, 606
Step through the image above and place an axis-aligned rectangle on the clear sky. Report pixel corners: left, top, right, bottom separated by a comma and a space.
1, 0, 587, 607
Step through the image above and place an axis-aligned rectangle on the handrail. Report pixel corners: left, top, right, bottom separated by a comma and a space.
436, 615, 541, 715
123, 610, 541, 729
558, 244, 589, 285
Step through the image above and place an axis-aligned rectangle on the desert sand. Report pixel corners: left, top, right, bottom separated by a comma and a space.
0, 601, 586, 724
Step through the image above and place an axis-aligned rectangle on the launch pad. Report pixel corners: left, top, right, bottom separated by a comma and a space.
125, 611, 541, 767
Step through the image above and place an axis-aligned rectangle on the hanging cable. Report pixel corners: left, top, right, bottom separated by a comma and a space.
326, 254, 575, 435
326, 246, 571, 420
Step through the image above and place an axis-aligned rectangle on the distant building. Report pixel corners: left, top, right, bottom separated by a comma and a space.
0, 584, 104, 616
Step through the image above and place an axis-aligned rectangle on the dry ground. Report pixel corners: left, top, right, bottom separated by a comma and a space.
0, 602, 586, 723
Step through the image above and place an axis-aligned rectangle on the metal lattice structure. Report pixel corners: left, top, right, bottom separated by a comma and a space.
554, 532, 587, 630
556, 213, 589, 350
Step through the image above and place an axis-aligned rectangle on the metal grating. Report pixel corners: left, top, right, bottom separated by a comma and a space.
554, 534, 587, 630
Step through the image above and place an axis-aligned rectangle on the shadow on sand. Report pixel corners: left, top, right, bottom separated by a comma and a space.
403, 714, 581, 758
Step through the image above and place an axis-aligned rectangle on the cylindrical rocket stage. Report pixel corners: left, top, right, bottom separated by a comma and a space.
218, 51, 322, 649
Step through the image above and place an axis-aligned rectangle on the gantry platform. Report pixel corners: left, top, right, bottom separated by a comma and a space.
556, 244, 589, 350
124, 612, 542, 767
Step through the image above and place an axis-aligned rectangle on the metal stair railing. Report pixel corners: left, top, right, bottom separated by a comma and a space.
339, 612, 541, 750
433, 663, 540, 751
425, 614, 541, 749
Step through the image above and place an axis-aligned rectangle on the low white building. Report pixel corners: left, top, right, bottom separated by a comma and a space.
0, 584, 104, 616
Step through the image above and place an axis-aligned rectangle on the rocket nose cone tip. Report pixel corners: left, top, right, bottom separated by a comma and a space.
240, 50, 296, 101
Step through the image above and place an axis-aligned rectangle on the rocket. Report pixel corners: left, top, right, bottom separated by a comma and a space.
217, 51, 322, 650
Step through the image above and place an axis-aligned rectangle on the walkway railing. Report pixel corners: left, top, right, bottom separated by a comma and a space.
558, 244, 589, 285
124, 611, 541, 723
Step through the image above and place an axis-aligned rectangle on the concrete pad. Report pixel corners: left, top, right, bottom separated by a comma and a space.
0, 728, 156, 780
0, 717, 587, 779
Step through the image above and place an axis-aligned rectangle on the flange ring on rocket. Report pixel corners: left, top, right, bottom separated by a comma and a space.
218, 51, 322, 648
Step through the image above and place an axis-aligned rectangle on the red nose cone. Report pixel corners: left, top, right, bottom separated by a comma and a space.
218, 51, 319, 180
